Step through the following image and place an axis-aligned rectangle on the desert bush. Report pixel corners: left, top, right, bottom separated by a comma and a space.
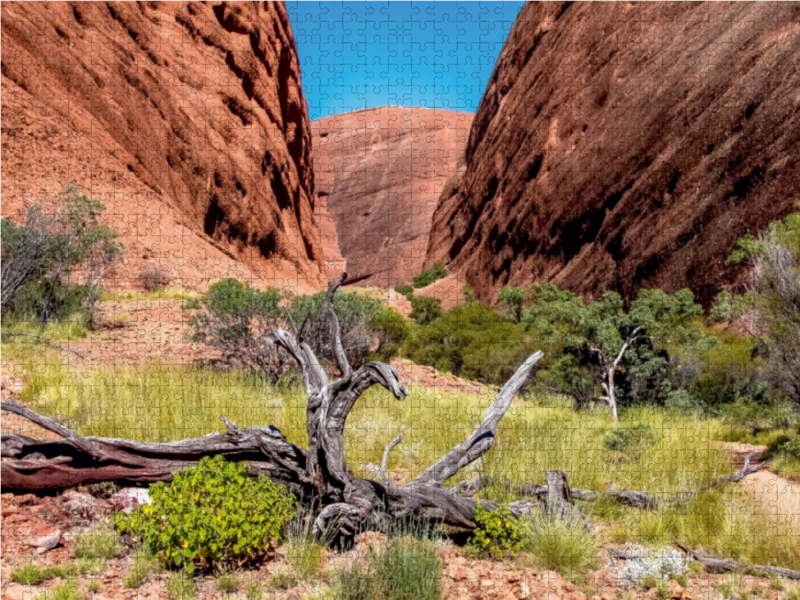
369, 307, 409, 361
282, 505, 337, 581
412, 261, 447, 289
394, 284, 414, 299
187, 279, 290, 378
408, 295, 442, 325
114, 455, 296, 573
1, 185, 123, 326
469, 503, 525, 558
603, 423, 657, 454
497, 286, 527, 322
288, 289, 385, 368
405, 302, 531, 384
215, 569, 240, 593
139, 263, 171, 291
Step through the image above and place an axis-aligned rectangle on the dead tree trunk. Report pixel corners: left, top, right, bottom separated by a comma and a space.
1, 274, 544, 534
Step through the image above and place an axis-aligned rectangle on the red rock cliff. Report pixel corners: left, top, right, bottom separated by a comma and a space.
313, 107, 472, 288
1, 1, 324, 293
425, 2, 800, 305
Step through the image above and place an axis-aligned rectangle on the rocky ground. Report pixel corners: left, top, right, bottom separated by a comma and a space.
1, 490, 786, 600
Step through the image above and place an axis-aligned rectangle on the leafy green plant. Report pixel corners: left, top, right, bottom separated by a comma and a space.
73, 525, 120, 560
412, 261, 447, 289
469, 503, 525, 558
114, 455, 296, 573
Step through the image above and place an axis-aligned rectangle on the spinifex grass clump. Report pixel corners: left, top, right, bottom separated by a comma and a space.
114, 455, 296, 574
329, 536, 442, 600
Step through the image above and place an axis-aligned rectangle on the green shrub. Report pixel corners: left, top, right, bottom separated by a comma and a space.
413, 262, 447, 289
114, 455, 296, 573
409, 295, 442, 325
394, 285, 414, 299
369, 308, 410, 362
603, 424, 658, 454
497, 286, 528, 322
469, 503, 525, 558
523, 513, 598, 581
187, 279, 287, 377
405, 302, 531, 384
288, 289, 385, 368
1, 185, 123, 326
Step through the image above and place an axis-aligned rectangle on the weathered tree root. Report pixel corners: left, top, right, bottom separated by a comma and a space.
673, 543, 800, 580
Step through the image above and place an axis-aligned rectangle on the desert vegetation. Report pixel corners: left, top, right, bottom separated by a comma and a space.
4, 200, 800, 599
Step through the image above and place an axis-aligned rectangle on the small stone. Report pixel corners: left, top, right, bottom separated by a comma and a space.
4, 584, 37, 600
2, 506, 20, 516
672, 585, 685, 600
26, 522, 61, 549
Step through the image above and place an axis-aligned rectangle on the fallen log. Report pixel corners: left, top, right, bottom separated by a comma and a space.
674, 543, 800, 580
451, 450, 765, 510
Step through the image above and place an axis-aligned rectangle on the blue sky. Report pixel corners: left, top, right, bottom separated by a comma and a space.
286, 1, 525, 120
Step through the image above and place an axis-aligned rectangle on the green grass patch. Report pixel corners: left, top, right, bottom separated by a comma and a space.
329, 537, 442, 600
20, 359, 800, 572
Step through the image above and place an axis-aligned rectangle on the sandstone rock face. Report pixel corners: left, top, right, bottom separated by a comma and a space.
313, 107, 473, 288
425, 2, 800, 305
1, 1, 324, 293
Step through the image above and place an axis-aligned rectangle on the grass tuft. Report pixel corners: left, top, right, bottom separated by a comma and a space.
122, 551, 158, 589
73, 526, 120, 560
522, 513, 598, 582
166, 571, 195, 600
